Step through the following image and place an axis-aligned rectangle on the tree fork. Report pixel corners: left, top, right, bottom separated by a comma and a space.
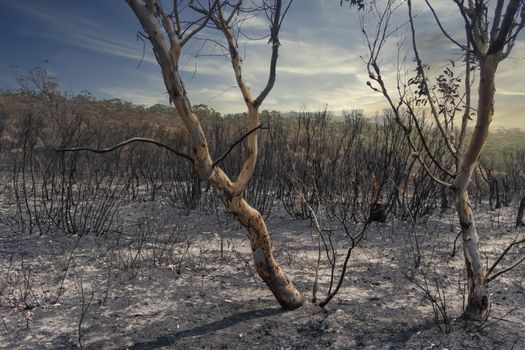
209, 169, 305, 310
124, 0, 305, 310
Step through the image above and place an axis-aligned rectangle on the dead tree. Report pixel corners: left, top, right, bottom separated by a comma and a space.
501, 147, 525, 226
479, 160, 501, 210
122, 0, 304, 309
358, 0, 524, 320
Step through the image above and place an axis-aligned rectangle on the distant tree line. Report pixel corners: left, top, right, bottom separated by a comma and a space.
1, 71, 524, 237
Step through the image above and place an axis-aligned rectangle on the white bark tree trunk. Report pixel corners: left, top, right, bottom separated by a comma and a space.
210, 169, 304, 309
452, 54, 499, 320
453, 190, 488, 319
125, 0, 305, 310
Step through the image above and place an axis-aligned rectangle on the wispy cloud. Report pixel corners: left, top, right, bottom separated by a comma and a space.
6, 1, 158, 64
1, 0, 523, 128
96, 67, 168, 106
98, 85, 168, 106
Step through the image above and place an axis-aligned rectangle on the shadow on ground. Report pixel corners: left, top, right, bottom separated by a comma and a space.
127, 307, 283, 349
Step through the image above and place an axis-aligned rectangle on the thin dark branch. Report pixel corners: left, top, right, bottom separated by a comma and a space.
318, 222, 370, 307
225, 1, 242, 25
254, 0, 293, 108
56, 137, 193, 162
450, 230, 462, 257
297, 184, 323, 304
181, 8, 215, 47
487, 255, 525, 283
486, 235, 525, 282
408, 0, 458, 161
135, 31, 149, 69
425, 0, 470, 51
466, 307, 517, 333
454, 1, 481, 56
173, 0, 182, 35
406, 104, 455, 178
212, 124, 264, 168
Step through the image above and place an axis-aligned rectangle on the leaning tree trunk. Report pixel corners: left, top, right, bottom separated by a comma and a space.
453, 190, 488, 319
125, 0, 304, 310
452, 55, 498, 320
172, 92, 304, 311
210, 168, 304, 309
172, 94, 304, 310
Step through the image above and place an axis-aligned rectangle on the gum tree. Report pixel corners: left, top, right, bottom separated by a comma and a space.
358, 0, 524, 319
122, 0, 304, 309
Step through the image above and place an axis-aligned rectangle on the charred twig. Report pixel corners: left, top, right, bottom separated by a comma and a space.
450, 230, 462, 258
211, 124, 265, 168
56, 137, 193, 162
318, 222, 369, 308
487, 235, 525, 283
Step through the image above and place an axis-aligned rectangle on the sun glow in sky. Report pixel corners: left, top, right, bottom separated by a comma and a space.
0, 0, 524, 128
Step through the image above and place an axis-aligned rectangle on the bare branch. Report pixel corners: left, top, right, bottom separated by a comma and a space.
318, 222, 370, 307
405, 104, 455, 179
488, 0, 522, 55
486, 235, 525, 282
490, 0, 505, 42
211, 124, 264, 168
411, 151, 454, 188
487, 255, 525, 283
453, 1, 482, 59
173, 0, 182, 35
254, 0, 293, 108
424, 0, 470, 51
56, 137, 193, 162
408, 0, 458, 160
181, 3, 216, 47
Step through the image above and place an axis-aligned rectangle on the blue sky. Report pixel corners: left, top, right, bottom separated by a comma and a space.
0, 0, 524, 128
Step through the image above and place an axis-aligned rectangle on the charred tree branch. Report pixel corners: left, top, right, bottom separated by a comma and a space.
56, 137, 193, 162
212, 124, 265, 168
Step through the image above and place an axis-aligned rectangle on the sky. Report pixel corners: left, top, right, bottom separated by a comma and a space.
0, 0, 524, 128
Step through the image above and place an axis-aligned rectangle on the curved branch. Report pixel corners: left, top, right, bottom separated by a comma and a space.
318, 222, 369, 307
212, 124, 264, 168
405, 103, 455, 179
56, 137, 193, 162
486, 235, 525, 282
411, 151, 454, 188
487, 255, 525, 283
424, 0, 470, 52
181, 3, 216, 47
254, 0, 293, 108
408, 0, 458, 160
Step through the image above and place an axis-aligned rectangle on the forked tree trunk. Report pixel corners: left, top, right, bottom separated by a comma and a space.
173, 93, 304, 311
453, 55, 499, 320
125, 0, 305, 310
174, 97, 304, 310
210, 168, 304, 309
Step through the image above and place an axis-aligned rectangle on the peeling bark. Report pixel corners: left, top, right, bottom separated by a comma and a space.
209, 169, 305, 310
125, 0, 304, 310
452, 55, 498, 320
362, 0, 524, 322
453, 190, 488, 319
173, 63, 305, 312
